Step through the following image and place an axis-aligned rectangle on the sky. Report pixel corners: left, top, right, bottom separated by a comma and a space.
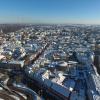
0, 0, 100, 24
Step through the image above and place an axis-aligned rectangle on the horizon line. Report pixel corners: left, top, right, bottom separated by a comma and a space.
0, 22, 100, 25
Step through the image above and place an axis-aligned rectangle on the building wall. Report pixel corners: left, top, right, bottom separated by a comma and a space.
94, 55, 100, 74
0, 63, 22, 70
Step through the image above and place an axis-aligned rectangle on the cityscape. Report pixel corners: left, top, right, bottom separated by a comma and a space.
0, 24, 99, 100
0, 0, 100, 100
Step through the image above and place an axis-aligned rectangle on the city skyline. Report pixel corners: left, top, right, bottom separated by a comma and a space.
0, 0, 100, 24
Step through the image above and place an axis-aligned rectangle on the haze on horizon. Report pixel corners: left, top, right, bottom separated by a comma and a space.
0, 0, 100, 24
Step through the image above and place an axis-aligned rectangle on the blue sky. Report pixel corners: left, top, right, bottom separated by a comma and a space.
0, 0, 100, 24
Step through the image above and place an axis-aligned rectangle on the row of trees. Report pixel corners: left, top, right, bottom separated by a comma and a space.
0, 24, 27, 34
